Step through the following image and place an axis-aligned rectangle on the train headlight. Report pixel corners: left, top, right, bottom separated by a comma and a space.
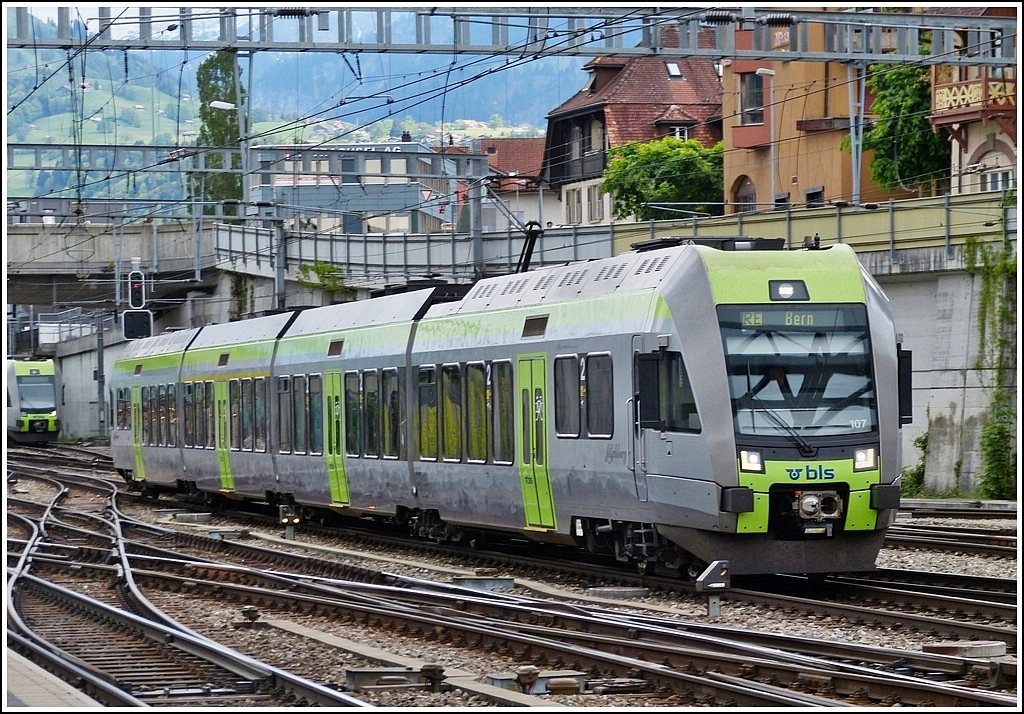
797, 490, 843, 521
739, 450, 764, 473
853, 447, 877, 472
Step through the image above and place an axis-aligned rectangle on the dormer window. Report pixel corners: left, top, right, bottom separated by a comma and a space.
669, 126, 689, 140
666, 62, 682, 78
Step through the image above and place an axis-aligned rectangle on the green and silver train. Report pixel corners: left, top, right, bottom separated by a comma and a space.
7, 356, 62, 445
110, 237, 912, 576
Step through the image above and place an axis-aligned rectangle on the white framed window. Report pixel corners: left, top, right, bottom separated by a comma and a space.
982, 170, 1014, 191
587, 184, 604, 222
740, 73, 766, 125
566, 188, 582, 224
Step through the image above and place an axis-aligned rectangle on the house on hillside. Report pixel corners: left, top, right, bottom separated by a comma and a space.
471, 137, 560, 231
541, 26, 723, 226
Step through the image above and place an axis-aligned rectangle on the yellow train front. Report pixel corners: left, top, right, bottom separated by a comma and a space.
109, 237, 910, 577
7, 357, 62, 446
624, 239, 911, 575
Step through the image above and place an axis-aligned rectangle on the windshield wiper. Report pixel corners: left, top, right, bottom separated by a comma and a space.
751, 395, 816, 457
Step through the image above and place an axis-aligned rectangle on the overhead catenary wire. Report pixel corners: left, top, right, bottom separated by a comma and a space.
7, 8, 1015, 228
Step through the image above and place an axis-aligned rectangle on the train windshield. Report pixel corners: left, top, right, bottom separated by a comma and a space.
718, 304, 876, 437
17, 375, 57, 412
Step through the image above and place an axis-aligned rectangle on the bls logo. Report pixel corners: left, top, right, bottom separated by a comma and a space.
786, 465, 835, 480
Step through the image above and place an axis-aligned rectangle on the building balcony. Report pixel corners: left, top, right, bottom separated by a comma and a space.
732, 121, 770, 149
929, 68, 1016, 145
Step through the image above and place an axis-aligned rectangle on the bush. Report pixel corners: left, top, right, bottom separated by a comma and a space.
901, 432, 927, 497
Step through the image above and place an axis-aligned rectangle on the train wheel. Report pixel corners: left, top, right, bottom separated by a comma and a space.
685, 561, 707, 582
636, 557, 654, 576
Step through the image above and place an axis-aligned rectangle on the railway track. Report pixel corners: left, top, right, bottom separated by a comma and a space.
886, 522, 1017, 557
19, 525, 1017, 708
6, 465, 372, 708
6, 454, 1018, 708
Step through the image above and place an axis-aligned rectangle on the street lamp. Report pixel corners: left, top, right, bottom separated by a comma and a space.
209, 100, 248, 201
755, 68, 776, 210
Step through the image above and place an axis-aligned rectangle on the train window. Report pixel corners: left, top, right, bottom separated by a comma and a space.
277, 377, 293, 453
308, 374, 324, 455
522, 315, 548, 338
183, 383, 194, 447
554, 355, 581, 437
148, 385, 156, 445
381, 368, 403, 459
292, 375, 307, 454
328, 384, 342, 459
491, 361, 514, 464
441, 363, 463, 462
661, 352, 701, 432
204, 381, 215, 448
328, 339, 344, 357
154, 385, 163, 445
115, 388, 126, 430
719, 304, 876, 436
465, 362, 487, 462
166, 383, 177, 447
157, 384, 167, 446
140, 386, 149, 444
418, 366, 438, 460
191, 383, 202, 447
241, 378, 254, 451
229, 380, 242, 450
345, 372, 361, 456
364, 370, 381, 458
520, 386, 531, 463
254, 377, 267, 452
585, 353, 614, 438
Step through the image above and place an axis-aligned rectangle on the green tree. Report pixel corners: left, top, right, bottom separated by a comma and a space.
194, 50, 244, 214
600, 137, 724, 220
847, 63, 950, 196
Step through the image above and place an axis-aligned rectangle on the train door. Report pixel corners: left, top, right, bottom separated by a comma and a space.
516, 354, 555, 529
130, 385, 145, 481
631, 335, 649, 502
323, 371, 350, 504
214, 380, 235, 491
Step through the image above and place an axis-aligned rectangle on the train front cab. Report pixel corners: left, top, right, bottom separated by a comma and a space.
7, 358, 61, 445
638, 244, 913, 576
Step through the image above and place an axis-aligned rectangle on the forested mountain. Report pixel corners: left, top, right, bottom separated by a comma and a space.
7, 8, 588, 145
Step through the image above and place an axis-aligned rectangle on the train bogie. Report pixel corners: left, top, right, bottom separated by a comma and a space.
110, 238, 911, 577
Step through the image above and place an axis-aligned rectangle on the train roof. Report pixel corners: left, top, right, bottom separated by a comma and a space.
187, 312, 295, 349
119, 326, 200, 358
426, 242, 694, 316
283, 288, 437, 337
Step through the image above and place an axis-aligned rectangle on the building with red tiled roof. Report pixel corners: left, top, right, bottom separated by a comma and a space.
541, 26, 723, 225
470, 137, 562, 230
